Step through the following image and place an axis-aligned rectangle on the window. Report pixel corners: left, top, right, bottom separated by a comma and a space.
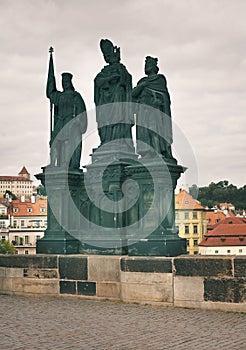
215, 250, 218, 254
13, 220, 17, 228
24, 236, 29, 245
227, 250, 231, 253
186, 240, 190, 246
193, 212, 198, 219
36, 235, 41, 241
194, 240, 198, 246
21, 220, 25, 227
185, 225, 189, 234
239, 249, 243, 253
175, 212, 179, 220
193, 225, 198, 234
184, 212, 189, 220
24, 250, 29, 255
0, 221, 6, 228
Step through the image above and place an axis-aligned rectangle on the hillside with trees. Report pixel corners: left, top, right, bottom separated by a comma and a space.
189, 181, 246, 210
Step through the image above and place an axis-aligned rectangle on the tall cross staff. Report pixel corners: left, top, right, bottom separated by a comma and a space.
48, 46, 54, 143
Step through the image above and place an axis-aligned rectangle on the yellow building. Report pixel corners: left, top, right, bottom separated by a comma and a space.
175, 189, 207, 255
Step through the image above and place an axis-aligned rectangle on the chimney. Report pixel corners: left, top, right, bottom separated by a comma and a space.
31, 195, 36, 204
21, 195, 25, 203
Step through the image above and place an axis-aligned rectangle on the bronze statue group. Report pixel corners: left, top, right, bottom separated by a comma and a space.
46, 39, 173, 169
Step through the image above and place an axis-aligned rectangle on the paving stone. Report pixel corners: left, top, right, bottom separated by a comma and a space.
0, 295, 245, 350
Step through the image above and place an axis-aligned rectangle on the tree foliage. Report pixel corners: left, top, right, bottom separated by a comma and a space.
0, 239, 16, 254
189, 181, 246, 210
4, 190, 17, 200
37, 185, 47, 196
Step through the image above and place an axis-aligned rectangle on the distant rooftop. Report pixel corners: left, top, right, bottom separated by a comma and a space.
18, 166, 30, 175
0, 166, 32, 182
175, 189, 205, 210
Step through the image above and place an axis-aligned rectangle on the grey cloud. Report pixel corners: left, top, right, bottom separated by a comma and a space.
0, 0, 245, 188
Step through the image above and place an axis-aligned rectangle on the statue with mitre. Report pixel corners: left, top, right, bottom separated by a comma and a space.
94, 39, 134, 149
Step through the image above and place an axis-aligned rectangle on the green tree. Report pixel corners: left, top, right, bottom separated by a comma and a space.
4, 190, 17, 200
37, 185, 47, 196
190, 181, 246, 210
0, 239, 16, 254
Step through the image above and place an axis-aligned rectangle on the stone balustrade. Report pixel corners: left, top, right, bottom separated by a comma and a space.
0, 255, 245, 313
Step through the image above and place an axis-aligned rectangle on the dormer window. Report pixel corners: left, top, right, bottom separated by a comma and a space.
27, 208, 32, 213
13, 208, 18, 213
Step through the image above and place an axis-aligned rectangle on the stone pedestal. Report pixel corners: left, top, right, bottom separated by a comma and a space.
35, 153, 186, 256
35, 167, 84, 254
80, 156, 136, 255
124, 157, 187, 256
79, 154, 186, 256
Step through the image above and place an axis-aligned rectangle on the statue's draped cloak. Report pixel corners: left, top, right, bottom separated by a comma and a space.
94, 62, 133, 143
49, 90, 87, 143
133, 73, 173, 156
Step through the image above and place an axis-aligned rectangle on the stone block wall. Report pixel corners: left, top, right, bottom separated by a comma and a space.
0, 255, 245, 312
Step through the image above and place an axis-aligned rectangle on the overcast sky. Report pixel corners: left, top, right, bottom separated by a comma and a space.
0, 0, 245, 188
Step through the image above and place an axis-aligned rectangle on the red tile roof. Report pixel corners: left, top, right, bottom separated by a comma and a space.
10, 199, 47, 217
199, 237, 246, 247
206, 211, 226, 229
175, 189, 205, 210
0, 176, 31, 182
207, 224, 246, 236
199, 216, 246, 247
213, 216, 246, 228
18, 166, 30, 175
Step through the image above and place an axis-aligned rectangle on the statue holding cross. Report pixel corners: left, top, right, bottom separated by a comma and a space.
46, 47, 87, 169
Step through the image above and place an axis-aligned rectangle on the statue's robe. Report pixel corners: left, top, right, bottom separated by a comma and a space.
133, 74, 173, 158
47, 77, 87, 168
94, 62, 134, 146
